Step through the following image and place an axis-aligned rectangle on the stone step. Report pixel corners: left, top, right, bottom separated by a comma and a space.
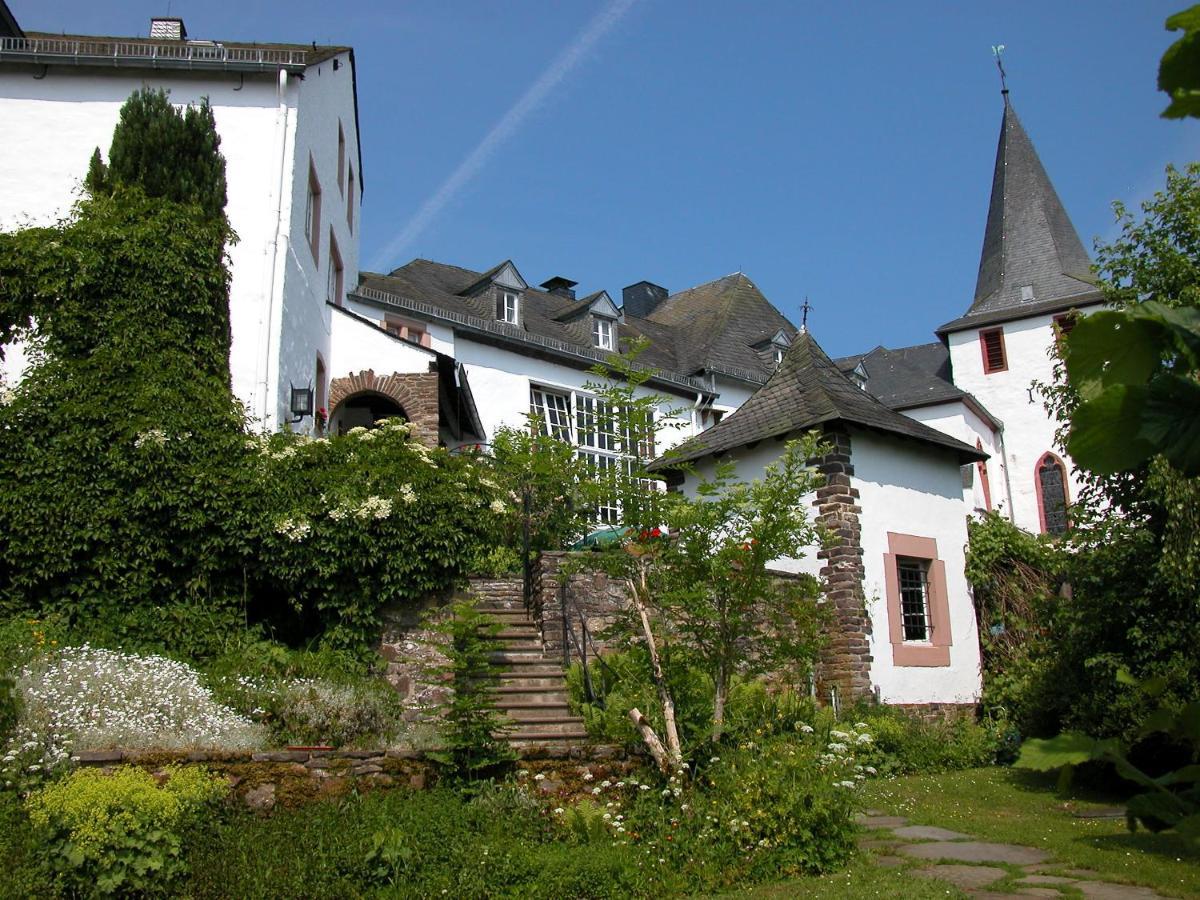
489, 651, 552, 664
492, 684, 569, 697
491, 639, 543, 652
501, 708, 575, 722
495, 676, 570, 690
498, 722, 589, 738
495, 628, 540, 638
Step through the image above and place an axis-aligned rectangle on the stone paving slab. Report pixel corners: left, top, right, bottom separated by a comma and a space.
855, 814, 910, 829
872, 855, 906, 868
1075, 881, 1164, 899
899, 840, 1050, 865
1018, 874, 1076, 886
974, 892, 1057, 900
857, 838, 901, 851
910, 864, 1007, 890
892, 824, 973, 841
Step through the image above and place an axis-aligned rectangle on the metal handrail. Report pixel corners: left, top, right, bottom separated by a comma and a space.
559, 579, 617, 706
0, 36, 308, 68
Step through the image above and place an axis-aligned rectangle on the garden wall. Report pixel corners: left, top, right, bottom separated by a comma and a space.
74, 747, 634, 811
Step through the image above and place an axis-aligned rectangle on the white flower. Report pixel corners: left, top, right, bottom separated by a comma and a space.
355, 495, 393, 521
592, 787, 602, 795
854, 722, 869, 729
133, 428, 168, 449
553, 807, 565, 815
275, 517, 311, 542
346, 426, 367, 436
865, 766, 877, 775
856, 733, 873, 745
639, 784, 650, 792
489, 499, 507, 515
399, 484, 417, 505
799, 724, 814, 734
582, 771, 594, 781
534, 772, 546, 781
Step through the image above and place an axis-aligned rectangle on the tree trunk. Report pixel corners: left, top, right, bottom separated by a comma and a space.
628, 707, 671, 773
628, 565, 683, 769
712, 658, 727, 743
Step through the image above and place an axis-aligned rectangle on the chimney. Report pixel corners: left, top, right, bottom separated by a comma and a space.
149, 17, 187, 40
622, 281, 669, 318
540, 276, 578, 300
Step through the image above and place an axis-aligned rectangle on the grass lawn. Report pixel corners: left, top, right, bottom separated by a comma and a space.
735, 766, 1199, 899
865, 767, 1199, 898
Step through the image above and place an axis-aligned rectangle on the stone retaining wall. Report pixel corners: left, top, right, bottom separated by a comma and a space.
74, 745, 631, 811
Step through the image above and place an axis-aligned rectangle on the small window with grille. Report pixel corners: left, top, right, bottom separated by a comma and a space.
980, 328, 1007, 373
529, 387, 572, 440
896, 558, 932, 642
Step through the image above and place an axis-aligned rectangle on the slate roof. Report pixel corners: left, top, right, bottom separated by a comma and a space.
834, 343, 964, 409
353, 261, 799, 392
653, 331, 986, 469
645, 272, 797, 381
939, 97, 1102, 335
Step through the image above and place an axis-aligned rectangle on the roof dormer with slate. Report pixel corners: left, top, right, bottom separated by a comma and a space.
937, 95, 1103, 336
350, 259, 805, 396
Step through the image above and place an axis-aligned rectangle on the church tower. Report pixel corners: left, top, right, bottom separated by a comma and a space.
937, 92, 1104, 534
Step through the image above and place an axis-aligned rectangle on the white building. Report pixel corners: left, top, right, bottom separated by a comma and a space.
333, 259, 799, 468
0, 13, 362, 430
654, 331, 987, 709
835, 94, 1104, 536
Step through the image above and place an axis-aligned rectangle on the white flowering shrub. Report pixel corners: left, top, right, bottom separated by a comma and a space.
1, 646, 264, 788
253, 419, 507, 648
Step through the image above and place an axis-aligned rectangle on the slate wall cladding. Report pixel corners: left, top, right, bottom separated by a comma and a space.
328, 366, 440, 446
811, 425, 874, 703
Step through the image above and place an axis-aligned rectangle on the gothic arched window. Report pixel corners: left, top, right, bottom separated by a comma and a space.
1036, 453, 1069, 535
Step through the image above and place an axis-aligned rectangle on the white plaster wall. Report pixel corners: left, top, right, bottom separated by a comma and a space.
329, 309, 438, 378
0, 67, 293, 428
273, 51, 361, 432
851, 428, 982, 705
679, 444, 824, 581
341, 298, 456, 355
948, 310, 1096, 533
451, 337, 699, 451
904, 401, 1003, 515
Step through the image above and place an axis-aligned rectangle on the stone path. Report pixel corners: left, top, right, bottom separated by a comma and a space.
855, 810, 1167, 899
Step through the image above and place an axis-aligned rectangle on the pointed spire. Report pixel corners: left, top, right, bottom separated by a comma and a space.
968, 98, 1096, 317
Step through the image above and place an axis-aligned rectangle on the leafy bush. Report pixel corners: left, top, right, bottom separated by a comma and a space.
2, 646, 262, 788
848, 705, 1002, 776
428, 602, 516, 778
217, 673, 406, 749
250, 420, 504, 649
25, 765, 227, 897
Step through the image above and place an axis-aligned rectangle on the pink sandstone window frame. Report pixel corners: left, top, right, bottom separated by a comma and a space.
1035, 451, 1070, 535
883, 532, 952, 667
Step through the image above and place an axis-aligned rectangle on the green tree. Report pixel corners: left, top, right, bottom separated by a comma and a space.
86, 87, 228, 222
1160, 5, 1200, 119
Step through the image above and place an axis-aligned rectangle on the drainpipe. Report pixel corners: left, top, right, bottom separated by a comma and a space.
996, 424, 1016, 524
259, 67, 291, 429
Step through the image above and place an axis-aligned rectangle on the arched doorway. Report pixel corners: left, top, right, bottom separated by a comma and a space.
333, 391, 406, 434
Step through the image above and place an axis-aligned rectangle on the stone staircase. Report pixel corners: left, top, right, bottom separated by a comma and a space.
467, 577, 589, 752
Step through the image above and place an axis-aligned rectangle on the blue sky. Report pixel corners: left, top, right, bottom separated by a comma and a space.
12, 1, 1199, 357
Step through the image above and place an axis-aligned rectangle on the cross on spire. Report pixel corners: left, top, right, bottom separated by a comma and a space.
800, 297, 813, 333
992, 44, 1009, 96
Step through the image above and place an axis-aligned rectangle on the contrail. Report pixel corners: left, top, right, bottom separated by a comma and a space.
369, 0, 639, 271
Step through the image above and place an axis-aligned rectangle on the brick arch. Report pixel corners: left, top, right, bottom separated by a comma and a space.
328, 368, 440, 447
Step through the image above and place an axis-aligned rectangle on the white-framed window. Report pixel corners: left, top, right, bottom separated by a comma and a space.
529, 387, 572, 440
305, 158, 321, 261
497, 289, 520, 325
327, 233, 343, 306
593, 316, 615, 351
896, 557, 932, 642
528, 385, 657, 524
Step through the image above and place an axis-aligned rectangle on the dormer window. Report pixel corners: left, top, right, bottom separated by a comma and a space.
497, 289, 520, 325
773, 347, 784, 365
593, 316, 615, 351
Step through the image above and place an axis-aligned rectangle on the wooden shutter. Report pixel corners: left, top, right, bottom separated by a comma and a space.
980, 328, 1007, 373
